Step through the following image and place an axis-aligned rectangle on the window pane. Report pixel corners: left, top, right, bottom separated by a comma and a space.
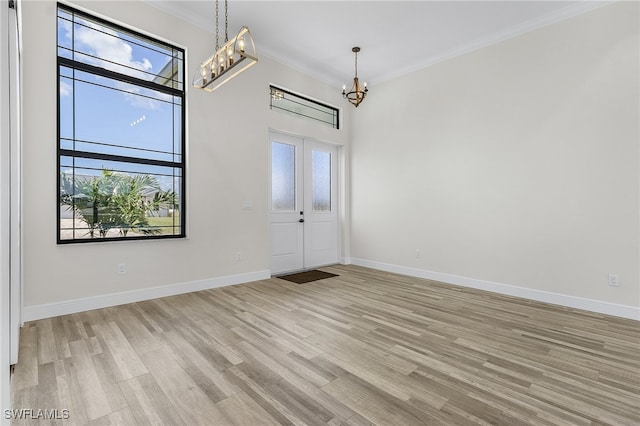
69, 157, 178, 178
59, 73, 74, 140
272, 142, 296, 211
312, 150, 331, 212
154, 54, 185, 91
66, 15, 181, 84
65, 70, 178, 161
59, 163, 181, 240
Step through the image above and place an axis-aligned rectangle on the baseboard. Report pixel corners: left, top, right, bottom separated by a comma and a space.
23, 270, 271, 322
338, 257, 352, 265
350, 258, 639, 321
23, 261, 639, 322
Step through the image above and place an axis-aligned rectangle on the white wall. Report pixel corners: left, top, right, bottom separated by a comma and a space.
20, 0, 349, 318
350, 2, 639, 317
19, 0, 638, 321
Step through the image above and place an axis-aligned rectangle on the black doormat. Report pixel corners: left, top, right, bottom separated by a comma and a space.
277, 270, 338, 284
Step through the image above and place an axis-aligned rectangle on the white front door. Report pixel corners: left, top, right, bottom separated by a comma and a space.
303, 140, 338, 269
270, 134, 304, 274
270, 132, 338, 275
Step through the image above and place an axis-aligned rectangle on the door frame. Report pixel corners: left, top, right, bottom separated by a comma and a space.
8, 0, 22, 366
268, 129, 343, 275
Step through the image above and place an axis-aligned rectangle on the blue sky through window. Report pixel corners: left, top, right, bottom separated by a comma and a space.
57, 7, 184, 194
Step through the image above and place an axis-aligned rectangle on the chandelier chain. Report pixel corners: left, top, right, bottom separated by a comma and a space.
225, 0, 229, 42
215, 0, 219, 51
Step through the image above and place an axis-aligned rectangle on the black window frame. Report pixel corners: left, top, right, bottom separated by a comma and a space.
56, 3, 186, 244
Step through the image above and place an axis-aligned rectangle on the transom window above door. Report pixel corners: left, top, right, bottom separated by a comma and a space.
269, 85, 340, 129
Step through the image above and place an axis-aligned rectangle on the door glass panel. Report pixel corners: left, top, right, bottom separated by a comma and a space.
312, 150, 331, 212
272, 142, 296, 211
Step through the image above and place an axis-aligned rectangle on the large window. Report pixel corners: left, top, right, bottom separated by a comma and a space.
57, 4, 185, 243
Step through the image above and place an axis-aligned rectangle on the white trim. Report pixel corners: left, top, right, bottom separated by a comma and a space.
350, 258, 640, 321
23, 270, 270, 322
9, 0, 22, 364
1, 0, 12, 420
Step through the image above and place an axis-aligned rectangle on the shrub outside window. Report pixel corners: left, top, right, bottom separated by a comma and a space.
57, 4, 185, 243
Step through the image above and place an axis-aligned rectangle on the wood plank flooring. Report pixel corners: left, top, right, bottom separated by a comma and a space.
10, 265, 640, 425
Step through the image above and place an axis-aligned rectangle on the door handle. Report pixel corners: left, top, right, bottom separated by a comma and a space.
299, 219, 305, 223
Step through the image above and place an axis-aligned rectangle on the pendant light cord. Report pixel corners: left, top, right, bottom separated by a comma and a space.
354, 50, 358, 79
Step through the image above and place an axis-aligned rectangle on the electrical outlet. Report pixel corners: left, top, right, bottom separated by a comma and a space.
608, 274, 619, 286
415, 249, 421, 259
118, 263, 126, 275
236, 251, 242, 262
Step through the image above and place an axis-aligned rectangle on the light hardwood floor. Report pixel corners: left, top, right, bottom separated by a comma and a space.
10, 265, 640, 425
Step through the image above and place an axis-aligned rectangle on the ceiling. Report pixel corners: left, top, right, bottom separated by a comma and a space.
145, 1, 608, 88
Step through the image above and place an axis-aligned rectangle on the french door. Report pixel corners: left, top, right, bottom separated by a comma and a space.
270, 132, 338, 275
